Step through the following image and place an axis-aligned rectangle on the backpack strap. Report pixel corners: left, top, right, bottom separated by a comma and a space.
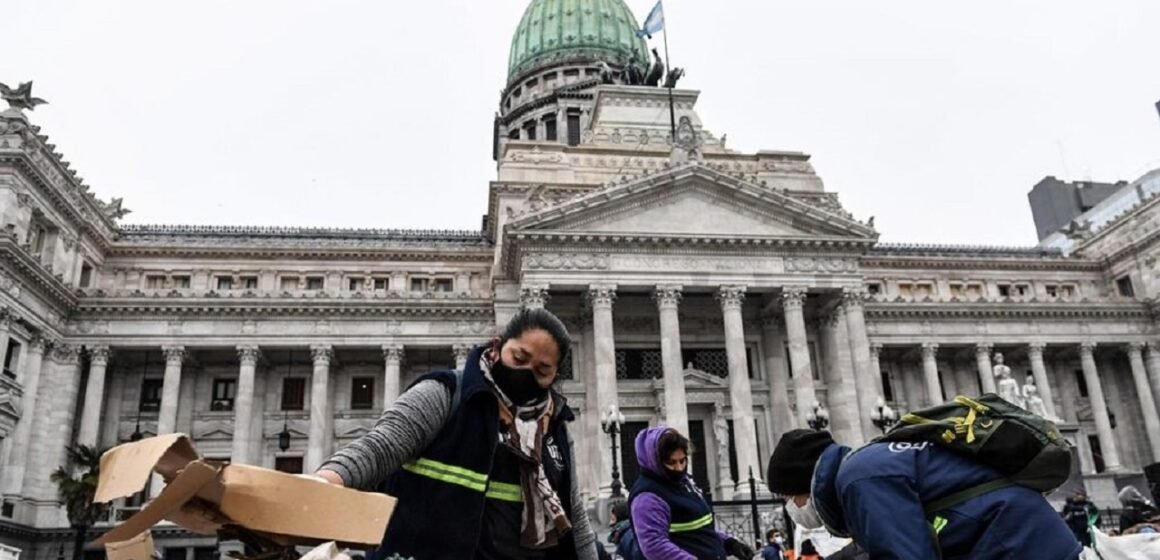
449, 367, 466, 418
923, 478, 1015, 515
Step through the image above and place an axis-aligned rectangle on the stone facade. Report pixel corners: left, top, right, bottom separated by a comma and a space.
4, 5, 1160, 558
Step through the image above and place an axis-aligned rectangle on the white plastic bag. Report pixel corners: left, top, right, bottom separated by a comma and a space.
1086, 528, 1160, 560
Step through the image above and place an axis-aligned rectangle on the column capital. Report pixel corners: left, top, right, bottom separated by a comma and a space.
0, 308, 14, 330
519, 284, 551, 309
50, 343, 81, 364
1027, 341, 1046, 355
587, 284, 617, 309
716, 285, 747, 310
1080, 341, 1097, 355
869, 342, 883, 358
841, 287, 868, 308
310, 344, 334, 365
453, 343, 474, 363
975, 343, 993, 356
382, 344, 404, 363
781, 286, 808, 310
1126, 341, 1146, 355
653, 284, 683, 310
236, 345, 261, 367
89, 345, 112, 365
162, 345, 186, 364
28, 333, 48, 353
921, 342, 939, 358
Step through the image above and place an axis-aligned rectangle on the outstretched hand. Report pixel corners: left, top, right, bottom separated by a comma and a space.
724, 537, 755, 559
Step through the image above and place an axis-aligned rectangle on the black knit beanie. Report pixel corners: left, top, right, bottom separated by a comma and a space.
766, 429, 835, 495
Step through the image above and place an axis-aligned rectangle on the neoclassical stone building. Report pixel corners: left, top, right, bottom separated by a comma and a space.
3, 0, 1160, 556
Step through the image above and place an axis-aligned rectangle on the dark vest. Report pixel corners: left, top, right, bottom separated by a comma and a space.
629, 471, 725, 560
368, 346, 577, 560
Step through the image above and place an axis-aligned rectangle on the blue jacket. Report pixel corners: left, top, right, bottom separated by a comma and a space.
811, 441, 1082, 560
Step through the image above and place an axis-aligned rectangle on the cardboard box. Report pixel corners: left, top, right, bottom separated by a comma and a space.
92, 434, 396, 556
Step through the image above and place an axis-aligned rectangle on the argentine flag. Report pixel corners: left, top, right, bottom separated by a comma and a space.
637, 0, 664, 38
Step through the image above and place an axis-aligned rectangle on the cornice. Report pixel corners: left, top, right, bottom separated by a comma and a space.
861, 247, 1100, 272
0, 234, 79, 312
865, 300, 1149, 320
76, 296, 495, 318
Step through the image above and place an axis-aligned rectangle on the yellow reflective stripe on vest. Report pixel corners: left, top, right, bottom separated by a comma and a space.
484, 481, 523, 503
402, 457, 489, 493
931, 515, 949, 534
670, 513, 714, 533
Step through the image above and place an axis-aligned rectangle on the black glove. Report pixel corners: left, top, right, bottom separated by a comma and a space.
724, 537, 755, 559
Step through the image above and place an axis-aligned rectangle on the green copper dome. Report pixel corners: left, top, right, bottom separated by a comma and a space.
508, 0, 650, 83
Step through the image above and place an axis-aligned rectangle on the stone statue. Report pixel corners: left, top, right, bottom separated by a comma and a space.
663, 67, 685, 89
644, 49, 665, 87
0, 82, 48, 111
1022, 374, 1057, 421
993, 353, 1024, 408
713, 407, 731, 480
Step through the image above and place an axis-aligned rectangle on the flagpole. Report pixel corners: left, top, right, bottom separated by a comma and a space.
662, 10, 676, 140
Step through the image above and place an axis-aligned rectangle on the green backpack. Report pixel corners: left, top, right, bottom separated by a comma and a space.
873, 393, 1072, 506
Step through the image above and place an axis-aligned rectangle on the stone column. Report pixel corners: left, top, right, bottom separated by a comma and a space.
821, 309, 860, 445
761, 312, 795, 436
453, 344, 473, 371
2, 336, 46, 496
655, 284, 688, 437
1145, 343, 1160, 420
76, 346, 112, 447
869, 344, 885, 401
232, 346, 261, 465
305, 344, 334, 473
1126, 343, 1160, 462
157, 346, 186, 436
975, 344, 997, 394
718, 285, 761, 490
382, 345, 403, 407
520, 284, 550, 310
1080, 342, 1122, 471
921, 343, 943, 405
843, 289, 879, 439
1027, 342, 1058, 419
26, 344, 82, 525
588, 284, 618, 495
782, 287, 817, 427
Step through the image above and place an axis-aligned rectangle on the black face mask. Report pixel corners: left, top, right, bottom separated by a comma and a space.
492, 359, 549, 406
665, 468, 687, 483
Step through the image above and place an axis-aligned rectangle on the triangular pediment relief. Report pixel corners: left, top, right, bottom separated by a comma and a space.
505, 163, 876, 240
195, 423, 234, 439
683, 367, 728, 387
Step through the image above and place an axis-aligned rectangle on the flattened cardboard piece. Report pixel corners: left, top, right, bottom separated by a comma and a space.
94, 434, 198, 503
94, 460, 221, 546
218, 465, 396, 546
105, 531, 155, 560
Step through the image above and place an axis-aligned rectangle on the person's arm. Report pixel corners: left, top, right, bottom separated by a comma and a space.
316, 379, 452, 490
840, 475, 940, 560
631, 492, 697, 560
566, 431, 598, 560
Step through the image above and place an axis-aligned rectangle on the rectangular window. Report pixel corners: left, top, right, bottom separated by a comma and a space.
997, 284, 1011, 298
866, 282, 882, 295
281, 276, 299, 291
349, 278, 365, 291
567, 110, 581, 146
145, 275, 166, 290
1088, 435, 1106, 473
241, 276, 259, 290
172, 275, 191, 289
433, 278, 453, 292
373, 277, 389, 290
281, 377, 306, 411
274, 456, 304, 474
139, 379, 163, 412
3, 340, 20, 379
79, 263, 93, 288
523, 121, 536, 141
1015, 284, 1030, 297
216, 276, 234, 290
1, 500, 13, 518
544, 116, 558, 141
508, 128, 521, 140
1074, 369, 1089, 397
351, 376, 375, 410
411, 278, 429, 292
881, 369, 895, 401
1045, 285, 1059, 298
306, 277, 325, 290
211, 379, 237, 411
1117, 275, 1135, 297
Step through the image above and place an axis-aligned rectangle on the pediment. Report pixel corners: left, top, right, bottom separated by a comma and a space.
683, 367, 727, 387
505, 163, 876, 241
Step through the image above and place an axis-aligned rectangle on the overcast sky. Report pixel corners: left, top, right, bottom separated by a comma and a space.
5, 1, 1160, 245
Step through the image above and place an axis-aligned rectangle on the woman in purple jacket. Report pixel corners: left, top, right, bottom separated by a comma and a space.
628, 426, 756, 560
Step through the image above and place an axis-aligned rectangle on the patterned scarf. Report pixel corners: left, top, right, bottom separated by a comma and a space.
480, 354, 572, 549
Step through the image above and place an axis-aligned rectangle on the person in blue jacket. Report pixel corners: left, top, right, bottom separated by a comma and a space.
765, 429, 1081, 560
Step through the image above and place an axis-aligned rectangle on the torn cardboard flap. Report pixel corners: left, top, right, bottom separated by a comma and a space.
105, 531, 155, 560
92, 434, 396, 554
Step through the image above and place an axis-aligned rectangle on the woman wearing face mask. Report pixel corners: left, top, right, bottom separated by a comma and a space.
315, 308, 597, 560
628, 427, 755, 560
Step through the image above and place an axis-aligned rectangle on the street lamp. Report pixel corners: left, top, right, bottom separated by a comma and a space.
278, 351, 293, 452
601, 404, 627, 497
870, 397, 899, 434
806, 402, 830, 431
